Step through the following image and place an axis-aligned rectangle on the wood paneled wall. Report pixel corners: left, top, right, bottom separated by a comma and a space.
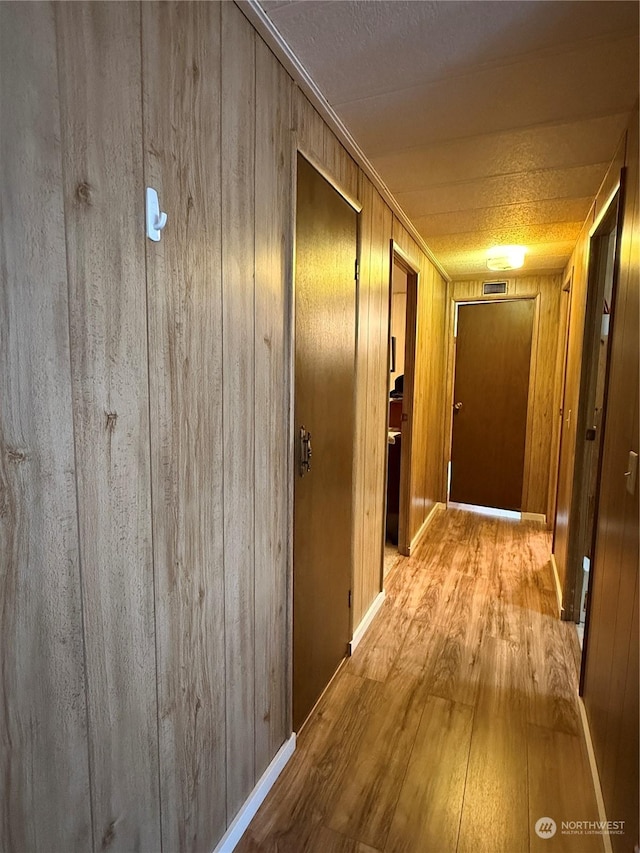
577, 111, 638, 852
0, 2, 450, 850
446, 276, 564, 520
352, 177, 394, 626
0, 5, 92, 849
391, 222, 449, 549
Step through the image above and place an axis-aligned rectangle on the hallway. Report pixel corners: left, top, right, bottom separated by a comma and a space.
238, 507, 601, 853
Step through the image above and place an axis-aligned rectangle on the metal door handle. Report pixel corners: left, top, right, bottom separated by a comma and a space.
453, 402, 463, 412
299, 426, 312, 477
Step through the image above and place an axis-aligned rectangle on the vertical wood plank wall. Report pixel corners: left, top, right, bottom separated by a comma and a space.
1, 2, 449, 850
142, 2, 227, 847
0, 5, 92, 850
557, 112, 638, 851
447, 276, 564, 521
57, 4, 162, 850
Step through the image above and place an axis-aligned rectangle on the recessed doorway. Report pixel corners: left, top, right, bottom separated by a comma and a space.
449, 299, 536, 512
384, 247, 418, 569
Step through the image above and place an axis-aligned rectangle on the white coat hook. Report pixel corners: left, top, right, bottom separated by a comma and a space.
146, 187, 168, 241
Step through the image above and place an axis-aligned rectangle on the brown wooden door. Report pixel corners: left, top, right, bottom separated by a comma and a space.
450, 300, 535, 511
293, 155, 357, 730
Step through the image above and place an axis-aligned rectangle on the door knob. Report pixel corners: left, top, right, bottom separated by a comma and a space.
453, 402, 463, 412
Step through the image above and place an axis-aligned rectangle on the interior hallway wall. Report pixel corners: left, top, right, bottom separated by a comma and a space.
446, 275, 564, 520
580, 110, 638, 853
0, 2, 450, 850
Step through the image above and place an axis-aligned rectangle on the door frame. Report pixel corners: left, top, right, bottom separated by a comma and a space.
559, 179, 624, 634
550, 270, 574, 550
444, 292, 540, 513
286, 140, 362, 732
382, 242, 420, 557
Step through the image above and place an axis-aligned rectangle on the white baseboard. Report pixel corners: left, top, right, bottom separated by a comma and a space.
213, 732, 296, 852
578, 698, 614, 853
408, 501, 445, 556
349, 590, 385, 655
550, 553, 563, 618
522, 511, 546, 523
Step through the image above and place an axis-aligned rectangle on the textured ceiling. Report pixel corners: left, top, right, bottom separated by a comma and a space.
263, 0, 639, 278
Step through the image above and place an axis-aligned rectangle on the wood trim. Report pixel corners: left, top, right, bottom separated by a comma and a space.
577, 699, 614, 853
349, 591, 386, 656
407, 501, 445, 556
212, 733, 297, 853
297, 147, 362, 212
522, 294, 542, 511
286, 131, 298, 735
521, 512, 546, 522
549, 272, 573, 538
396, 248, 419, 557
589, 182, 621, 238
235, 0, 451, 282
550, 553, 564, 618
563, 181, 624, 622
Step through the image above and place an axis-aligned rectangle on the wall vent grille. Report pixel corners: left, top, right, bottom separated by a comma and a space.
483, 281, 508, 295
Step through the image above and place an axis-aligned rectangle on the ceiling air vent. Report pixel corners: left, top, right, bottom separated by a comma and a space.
483, 281, 507, 295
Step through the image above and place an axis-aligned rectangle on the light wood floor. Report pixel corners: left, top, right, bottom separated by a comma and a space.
238, 507, 603, 853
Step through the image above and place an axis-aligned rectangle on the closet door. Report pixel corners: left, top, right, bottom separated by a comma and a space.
293, 154, 358, 730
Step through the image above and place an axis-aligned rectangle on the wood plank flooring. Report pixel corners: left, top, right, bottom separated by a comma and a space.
237, 507, 602, 853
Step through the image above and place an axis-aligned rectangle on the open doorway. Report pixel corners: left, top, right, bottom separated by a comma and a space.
384, 247, 418, 572
566, 185, 623, 651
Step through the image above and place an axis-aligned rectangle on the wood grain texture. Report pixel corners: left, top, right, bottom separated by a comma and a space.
547, 284, 572, 534
581, 110, 638, 853
0, 4, 92, 850
352, 174, 375, 627
293, 86, 325, 166
553, 215, 593, 596
239, 508, 600, 852
221, 0, 257, 821
450, 299, 535, 510
325, 666, 426, 848
142, 3, 226, 849
528, 724, 603, 853
56, 3, 161, 849
254, 35, 292, 777
293, 154, 356, 729
359, 185, 392, 617
385, 696, 473, 853
323, 124, 359, 209
449, 276, 563, 518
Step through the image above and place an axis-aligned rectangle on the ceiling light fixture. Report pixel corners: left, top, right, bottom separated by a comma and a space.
486, 245, 526, 271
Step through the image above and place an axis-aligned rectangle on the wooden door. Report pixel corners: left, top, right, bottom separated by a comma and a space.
293, 155, 357, 730
450, 300, 535, 511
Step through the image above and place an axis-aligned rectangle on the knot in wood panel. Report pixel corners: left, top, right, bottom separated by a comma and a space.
6, 447, 28, 463
75, 181, 93, 205
105, 411, 118, 432
101, 820, 116, 849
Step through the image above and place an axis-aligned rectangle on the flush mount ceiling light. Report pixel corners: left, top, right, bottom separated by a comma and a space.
486, 245, 526, 271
